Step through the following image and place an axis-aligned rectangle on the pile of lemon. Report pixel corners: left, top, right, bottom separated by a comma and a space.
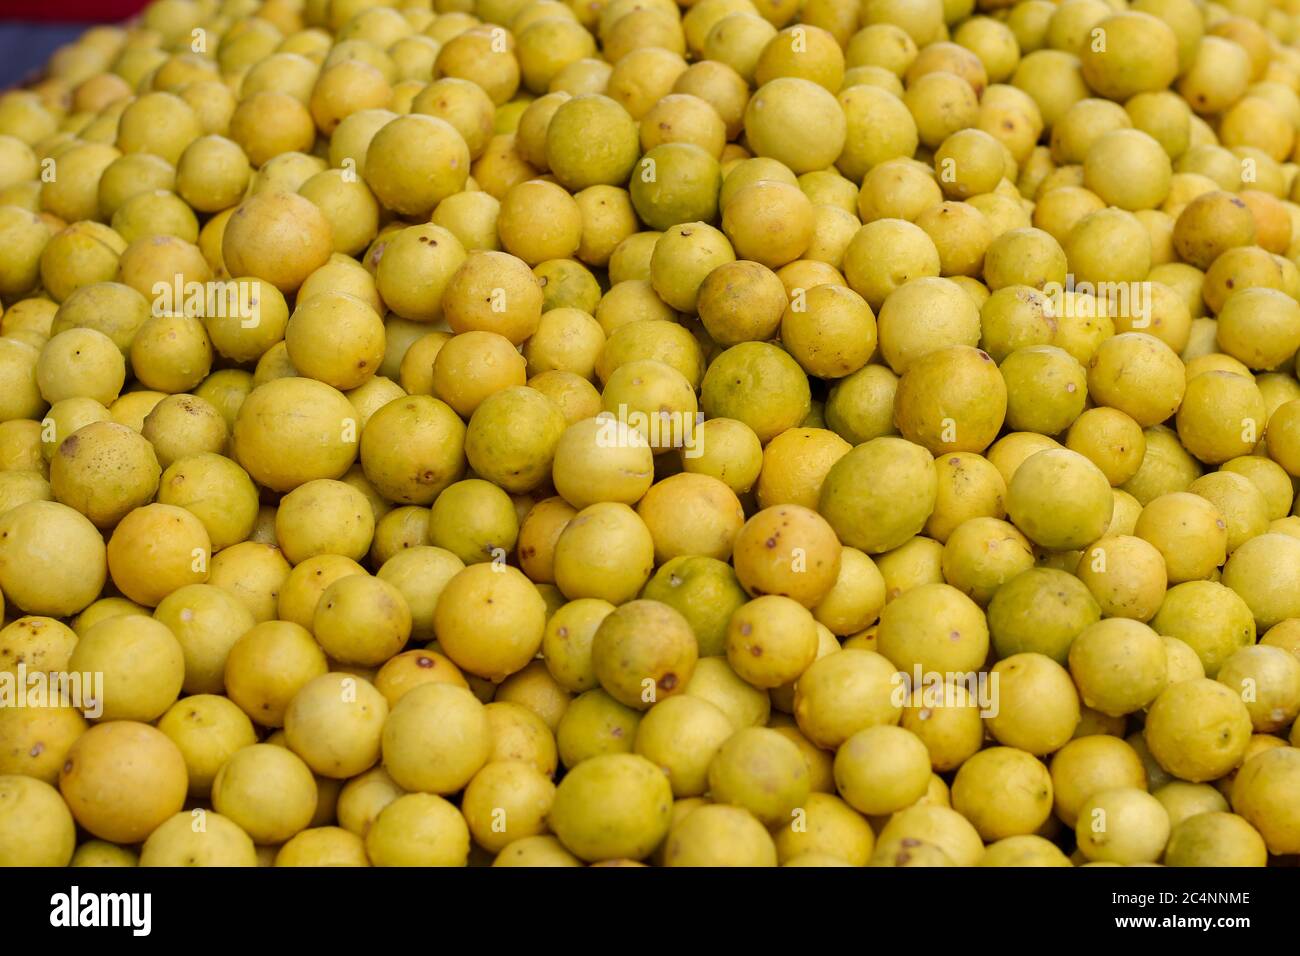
1, 0, 1300, 868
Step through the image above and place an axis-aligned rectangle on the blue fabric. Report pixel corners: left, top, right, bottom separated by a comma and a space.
0, 22, 90, 91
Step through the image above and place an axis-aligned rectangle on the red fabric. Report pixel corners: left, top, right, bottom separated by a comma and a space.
0, 0, 146, 20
